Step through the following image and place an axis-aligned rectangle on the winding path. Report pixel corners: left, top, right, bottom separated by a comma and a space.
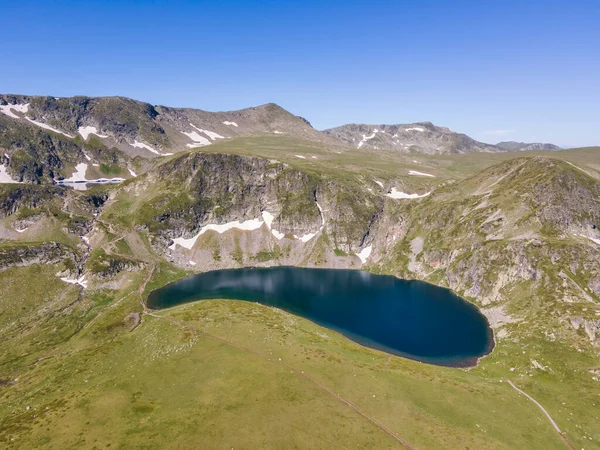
506, 380, 576, 450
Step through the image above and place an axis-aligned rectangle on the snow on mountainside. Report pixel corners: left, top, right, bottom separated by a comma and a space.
0, 93, 565, 184
323, 122, 501, 154
0, 94, 331, 159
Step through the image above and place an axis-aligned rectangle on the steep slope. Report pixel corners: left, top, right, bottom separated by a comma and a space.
323, 122, 500, 154
100, 151, 382, 271
497, 141, 561, 151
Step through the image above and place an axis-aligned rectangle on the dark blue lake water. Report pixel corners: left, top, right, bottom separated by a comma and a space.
147, 267, 493, 367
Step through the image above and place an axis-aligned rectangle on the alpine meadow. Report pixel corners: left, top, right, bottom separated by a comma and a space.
1, 1, 599, 449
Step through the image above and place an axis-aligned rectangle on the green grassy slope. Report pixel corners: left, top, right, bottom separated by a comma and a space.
0, 144, 599, 449
0, 265, 570, 449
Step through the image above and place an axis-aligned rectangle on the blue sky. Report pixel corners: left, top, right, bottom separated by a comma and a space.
2, 0, 599, 147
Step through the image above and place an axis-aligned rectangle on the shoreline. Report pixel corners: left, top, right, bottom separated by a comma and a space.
145, 265, 495, 369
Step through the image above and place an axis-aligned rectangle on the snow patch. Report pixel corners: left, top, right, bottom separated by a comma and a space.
357, 129, 379, 148
261, 211, 275, 229
295, 155, 306, 159
357, 245, 372, 263
0, 165, 19, 183
316, 202, 325, 227
374, 180, 384, 188
0, 103, 29, 119
273, 130, 284, 134
294, 231, 318, 243
169, 218, 265, 250
190, 124, 224, 140
132, 140, 159, 154
404, 127, 425, 132
262, 211, 285, 240
78, 126, 108, 140
270, 229, 285, 240
182, 131, 211, 147
387, 188, 430, 199
408, 170, 435, 178
60, 275, 88, 288
63, 163, 89, 183
26, 117, 74, 137
223, 121, 238, 127
128, 167, 137, 177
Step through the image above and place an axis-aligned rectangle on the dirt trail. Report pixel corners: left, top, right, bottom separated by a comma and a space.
507, 380, 577, 450
166, 314, 415, 449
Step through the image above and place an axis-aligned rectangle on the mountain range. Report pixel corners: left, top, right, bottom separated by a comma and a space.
1, 94, 562, 169
0, 92, 599, 449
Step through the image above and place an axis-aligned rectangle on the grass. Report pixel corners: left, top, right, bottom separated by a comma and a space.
1, 141, 600, 448
0, 286, 569, 449
0, 260, 595, 449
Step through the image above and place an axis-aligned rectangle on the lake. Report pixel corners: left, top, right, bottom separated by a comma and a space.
147, 267, 494, 367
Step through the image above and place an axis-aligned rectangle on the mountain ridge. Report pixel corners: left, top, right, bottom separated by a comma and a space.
496, 141, 561, 151
1, 93, 569, 160
0, 94, 333, 159
323, 121, 503, 154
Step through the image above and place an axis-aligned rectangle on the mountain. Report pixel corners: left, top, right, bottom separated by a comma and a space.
496, 141, 562, 151
323, 122, 501, 154
2, 94, 600, 448
0, 94, 330, 152
2, 148, 600, 448
0, 93, 340, 185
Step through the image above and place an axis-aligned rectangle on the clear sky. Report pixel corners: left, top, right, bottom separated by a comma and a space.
2, 0, 599, 147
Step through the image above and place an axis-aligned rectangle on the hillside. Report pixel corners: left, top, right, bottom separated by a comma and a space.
1, 141, 599, 448
323, 122, 501, 154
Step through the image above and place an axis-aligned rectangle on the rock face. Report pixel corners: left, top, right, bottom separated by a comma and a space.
496, 141, 561, 151
323, 122, 500, 154
0, 242, 77, 271
0, 184, 65, 217
109, 152, 382, 270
